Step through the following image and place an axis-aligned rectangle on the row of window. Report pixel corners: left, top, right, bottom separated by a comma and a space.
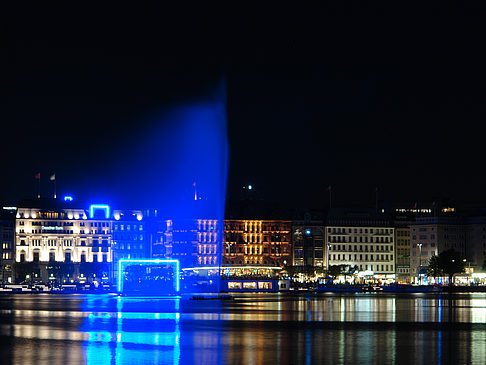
294, 249, 323, 259
329, 236, 392, 243
224, 246, 289, 254
114, 224, 143, 231
19, 238, 110, 246
396, 230, 410, 237
224, 224, 290, 232
198, 244, 217, 254
197, 256, 218, 265
331, 254, 393, 262
117, 243, 144, 250
329, 244, 391, 252
113, 234, 144, 241
328, 228, 393, 234
224, 234, 288, 243
19, 251, 109, 263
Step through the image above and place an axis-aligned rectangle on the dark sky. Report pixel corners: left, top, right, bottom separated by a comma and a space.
2, 8, 486, 210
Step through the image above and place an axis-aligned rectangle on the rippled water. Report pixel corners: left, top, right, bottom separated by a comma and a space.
0, 292, 485, 364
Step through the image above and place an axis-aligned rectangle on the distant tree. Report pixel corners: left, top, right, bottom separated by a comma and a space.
427, 255, 442, 282
285, 265, 325, 277
438, 249, 465, 285
342, 265, 358, 283
327, 265, 346, 282
14, 262, 37, 283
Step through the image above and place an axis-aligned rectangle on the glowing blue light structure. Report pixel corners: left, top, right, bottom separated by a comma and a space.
63, 195, 73, 201
81, 298, 181, 364
118, 259, 180, 294
89, 204, 111, 219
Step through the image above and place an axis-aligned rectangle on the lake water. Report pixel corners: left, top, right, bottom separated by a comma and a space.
0, 292, 485, 364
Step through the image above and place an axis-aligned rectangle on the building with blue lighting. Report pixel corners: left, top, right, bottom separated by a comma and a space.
112, 209, 148, 261
152, 219, 221, 268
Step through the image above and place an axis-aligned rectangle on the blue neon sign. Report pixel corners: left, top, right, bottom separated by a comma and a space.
89, 204, 111, 219
64, 196, 73, 202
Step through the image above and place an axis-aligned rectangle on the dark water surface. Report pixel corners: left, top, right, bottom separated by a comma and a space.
0, 292, 485, 364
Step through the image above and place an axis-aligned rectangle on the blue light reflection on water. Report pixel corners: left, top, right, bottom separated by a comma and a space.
61, 293, 486, 364
81, 297, 182, 365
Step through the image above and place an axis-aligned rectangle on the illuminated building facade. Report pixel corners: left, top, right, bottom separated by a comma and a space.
14, 200, 114, 283
292, 220, 325, 268
394, 226, 411, 282
409, 214, 486, 280
409, 217, 465, 280
0, 207, 16, 283
112, 209, 147, 261
464, 217, 486, 273
326, 209, 395, 278
391, 211, 414, 283
152, 219, 221, 267
223, 220, 291, 267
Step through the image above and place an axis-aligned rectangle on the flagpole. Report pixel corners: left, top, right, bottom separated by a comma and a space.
50, 173, 56, 199
37, 175, 40, 199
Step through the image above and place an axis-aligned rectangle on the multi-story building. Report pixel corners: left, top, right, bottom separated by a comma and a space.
326, 208, 395, 279
409, 216, 465, 281
14, 199, 114, 283
394, 226, 411, 282
223, 220, 291, 267
112, 209, 148, 262
292, 217, 325, 268
464, 216, 486, 273
391, 211, 415, 283
0, 207, 16, 283
152, 219, 221, 267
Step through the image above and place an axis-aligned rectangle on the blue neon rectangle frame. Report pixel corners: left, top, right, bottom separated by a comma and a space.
89, 204, 111, 219
117, 259, 180, 293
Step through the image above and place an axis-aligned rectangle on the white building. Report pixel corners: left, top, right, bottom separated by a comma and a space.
15, 200, 114, 283
326, 208, 395, 280
326, 226, 395, 276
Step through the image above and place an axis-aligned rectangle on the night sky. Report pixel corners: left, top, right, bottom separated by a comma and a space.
2, 9, 486, 211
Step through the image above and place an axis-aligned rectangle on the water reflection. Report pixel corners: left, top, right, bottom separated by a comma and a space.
0, 293, 485, 364
82, 298, 181, 365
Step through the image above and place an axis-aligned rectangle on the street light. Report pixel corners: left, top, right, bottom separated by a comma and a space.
417, 243, 423, 285
327, 244, 332, 269
326, 243, 332, 283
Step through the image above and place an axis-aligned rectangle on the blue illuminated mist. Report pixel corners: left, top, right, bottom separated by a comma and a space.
94, 79, 229, 220
101, 79, 229, 293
